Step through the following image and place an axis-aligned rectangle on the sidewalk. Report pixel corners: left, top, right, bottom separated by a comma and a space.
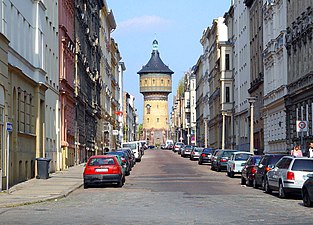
0, 164, 85, 208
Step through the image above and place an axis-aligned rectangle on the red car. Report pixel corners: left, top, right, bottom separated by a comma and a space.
241, 155, 262, 186
83, 155, 125, 188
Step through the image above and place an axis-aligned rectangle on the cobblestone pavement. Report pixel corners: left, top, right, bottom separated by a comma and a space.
0, 149, 313, 225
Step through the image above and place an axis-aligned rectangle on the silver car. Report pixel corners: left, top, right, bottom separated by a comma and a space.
265, 156, 313, 198
190, 147, 204, 160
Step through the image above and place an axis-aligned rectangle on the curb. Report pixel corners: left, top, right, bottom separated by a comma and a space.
0, 183, 83, 208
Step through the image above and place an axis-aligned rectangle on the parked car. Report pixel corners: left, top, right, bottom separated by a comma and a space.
254, 154, 287, 189
227, 151, 253, 177
83, 155, 125, 188
241, 155, 262, 186
264, 156, 313, 198
302, 174, 313, 207
173, 142, 184, 153
117, 148, 135, 168
198, 148, 215, 165
212, 149, 238, 172
210, 149, 221, 170
106, 151, 131, 175
181, 145, 193, 157
190, 147, 203, 160
121, 141, 142, 162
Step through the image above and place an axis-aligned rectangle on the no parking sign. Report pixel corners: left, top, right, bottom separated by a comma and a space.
297, 120, 308, 132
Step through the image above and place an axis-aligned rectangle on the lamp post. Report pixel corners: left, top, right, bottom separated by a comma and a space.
247, 97, 256, 154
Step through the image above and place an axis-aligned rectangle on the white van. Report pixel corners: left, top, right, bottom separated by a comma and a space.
121, 141, 142, 162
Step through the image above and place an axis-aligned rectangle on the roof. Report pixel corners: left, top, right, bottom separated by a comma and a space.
138, 40, 174, 75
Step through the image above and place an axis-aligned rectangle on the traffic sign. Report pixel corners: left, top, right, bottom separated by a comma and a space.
297, 120, 308, 132
6, 122, 13, 132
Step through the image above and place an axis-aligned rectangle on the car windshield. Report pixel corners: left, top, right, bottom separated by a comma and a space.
292, 159, 313, 171
122, 143, 136, 149
185, 146, 193, 149
203, 148, 213, 153
223, 151, 236, 157
107, 151, 124, 157
253, 157, 261, 165
269, 155, 285, 165
194, 148, 203, 152
88, 158, 115, 166
235, 153, 251, 161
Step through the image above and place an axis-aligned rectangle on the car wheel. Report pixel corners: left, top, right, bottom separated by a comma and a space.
198, 160, 202, 165
229, 171, 234, 178
303, 188, 313, 207
241, 176, 246, 185
278, 182, 286, 198
84, 183, 89, 189
253, 179, 258, 189
264, 178, 272, 194
247, 179, 253, 187
117, 179, 124, 188
217, 165, 221, 172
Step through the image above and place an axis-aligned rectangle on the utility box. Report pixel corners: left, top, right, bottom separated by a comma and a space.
36, 158, 51, 179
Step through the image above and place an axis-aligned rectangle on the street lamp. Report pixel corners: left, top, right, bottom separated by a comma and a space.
247, 97, 257, 154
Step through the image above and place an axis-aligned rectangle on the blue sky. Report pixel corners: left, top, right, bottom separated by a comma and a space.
106, 0, 232, 123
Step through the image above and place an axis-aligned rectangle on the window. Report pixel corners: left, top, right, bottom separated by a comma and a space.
147, 118, 149, 123
226, 87, 230, 103
145, 80, 147, 85
157, 118, 159, 123
225, 54, 230, 70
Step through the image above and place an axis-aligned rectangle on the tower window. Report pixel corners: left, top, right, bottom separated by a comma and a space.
161, 79, 163, 84
153, 79, 155, 85
226, 87, 230, 103
145, 79, 147, 85
157, 118, 159, 123
225, 54, 230, 70
147, 118, 149, 123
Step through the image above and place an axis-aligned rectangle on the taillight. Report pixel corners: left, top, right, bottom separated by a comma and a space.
122, 158, 126, 163
251, 167, 256, 174
201, 153, 206, 157
112, 166, 120, 174
287, 171, 295, 180
220, 158, 227, 162
265, 166, 271, 172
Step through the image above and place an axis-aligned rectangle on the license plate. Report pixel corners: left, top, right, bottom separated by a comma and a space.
96, 168, 108, 172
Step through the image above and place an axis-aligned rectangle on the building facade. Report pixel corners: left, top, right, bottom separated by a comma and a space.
285, 0, 313, 153
138, 40, 173, 146
262, 0, 288, 153
245, 0, 265, 154
1, 0, 48, 188
233, 0, 251, 151
59, 0, 75, 170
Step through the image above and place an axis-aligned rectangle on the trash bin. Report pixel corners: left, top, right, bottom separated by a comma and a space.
36, 158, 51, 179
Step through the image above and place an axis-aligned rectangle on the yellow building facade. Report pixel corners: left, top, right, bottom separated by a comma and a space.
138, 40, 173, 146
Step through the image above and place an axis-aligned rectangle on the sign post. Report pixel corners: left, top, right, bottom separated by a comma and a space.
297, 121, 308, 154
6, 122, 12, 193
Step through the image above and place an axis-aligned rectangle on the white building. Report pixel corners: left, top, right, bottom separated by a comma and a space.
233, 0, 251, 150
43, 0, 60, 172
263, 0, 288, 153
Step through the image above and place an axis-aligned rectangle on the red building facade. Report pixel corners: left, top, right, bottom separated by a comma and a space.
59, 0, 76, 169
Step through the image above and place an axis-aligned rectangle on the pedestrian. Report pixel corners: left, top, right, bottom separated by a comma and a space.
308, 142, 313, 158
291, 144, 303, 157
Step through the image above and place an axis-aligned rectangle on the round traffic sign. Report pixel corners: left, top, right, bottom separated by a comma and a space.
298, 121, 307, 129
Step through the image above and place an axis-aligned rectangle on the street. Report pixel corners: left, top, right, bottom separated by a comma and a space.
1, 149, 313, 225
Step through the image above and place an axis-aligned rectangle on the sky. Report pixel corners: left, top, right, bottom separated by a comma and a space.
106, 0, 232, 123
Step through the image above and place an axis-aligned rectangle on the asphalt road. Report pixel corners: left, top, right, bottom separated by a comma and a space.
1, 149, 313, 225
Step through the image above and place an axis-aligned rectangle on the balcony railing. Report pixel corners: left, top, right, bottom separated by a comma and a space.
140, 86, 172, 93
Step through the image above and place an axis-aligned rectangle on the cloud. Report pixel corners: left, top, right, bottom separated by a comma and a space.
117, 15, 173, 33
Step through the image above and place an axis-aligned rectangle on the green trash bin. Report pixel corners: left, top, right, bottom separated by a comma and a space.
36, 158, 51, 179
